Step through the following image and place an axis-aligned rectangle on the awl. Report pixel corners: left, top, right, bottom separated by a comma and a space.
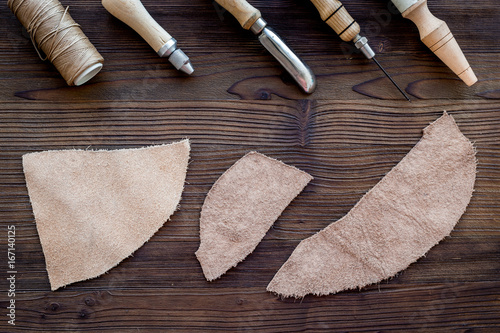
309, 0, 410, 101
391, 0, 477, 86
102, 0, 193, 74
214, 0, 316, 94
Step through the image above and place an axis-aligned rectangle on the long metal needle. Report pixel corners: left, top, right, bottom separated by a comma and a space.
309, 0, 411, 101
372, 57, 411, 102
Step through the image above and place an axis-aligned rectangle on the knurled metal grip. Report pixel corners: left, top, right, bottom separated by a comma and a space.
310, 0, 360, 42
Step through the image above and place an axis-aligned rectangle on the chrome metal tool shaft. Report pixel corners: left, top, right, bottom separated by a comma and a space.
215, 0, 316, 94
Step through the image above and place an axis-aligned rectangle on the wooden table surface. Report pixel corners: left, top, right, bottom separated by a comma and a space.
1, 0, 499, 331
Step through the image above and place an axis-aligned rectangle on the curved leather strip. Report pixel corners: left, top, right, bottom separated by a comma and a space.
267, 113, 476, 298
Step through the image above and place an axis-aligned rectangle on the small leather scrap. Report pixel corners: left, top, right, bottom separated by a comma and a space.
196, 152, 313, 281
267, 112, 476, 298
23, 140, 190, 290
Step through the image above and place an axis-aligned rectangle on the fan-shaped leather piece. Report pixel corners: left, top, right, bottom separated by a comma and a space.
196, 152, 313, 281
23, 140, 190, 290
267, 113, 476, 298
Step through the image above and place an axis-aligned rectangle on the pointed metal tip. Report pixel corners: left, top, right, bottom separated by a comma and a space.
372, 57, 411, 102
168, 49, 194, 75
180, 61, 194, 75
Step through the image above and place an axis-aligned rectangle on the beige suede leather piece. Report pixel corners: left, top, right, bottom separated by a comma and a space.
267, 112, 476, 298
196, 152, 313, 281
23, 140, 190, 290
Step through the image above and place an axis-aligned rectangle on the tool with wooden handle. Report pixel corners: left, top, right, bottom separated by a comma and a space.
310, 0, 410, 101
391, 0, 477, 86
102, 0, 193, 74
214, 0, 316, 94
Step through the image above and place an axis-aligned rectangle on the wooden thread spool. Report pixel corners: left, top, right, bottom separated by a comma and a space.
8, 0, 104, 86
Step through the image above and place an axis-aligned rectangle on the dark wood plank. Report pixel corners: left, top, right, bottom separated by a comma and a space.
9, 282, 500, 332
1, 100, 499, 330
0, 0, 499, 331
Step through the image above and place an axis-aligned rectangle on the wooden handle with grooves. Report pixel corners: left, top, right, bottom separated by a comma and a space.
310, 0, 360, 42
215, 0, 261, 30
402, 0, 477, 86
102, 0, 172, 53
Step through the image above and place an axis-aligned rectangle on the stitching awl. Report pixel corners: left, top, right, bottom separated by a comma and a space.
310, 0, 410, 101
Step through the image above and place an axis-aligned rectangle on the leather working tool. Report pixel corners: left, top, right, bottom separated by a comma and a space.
310, 0, 411, 101
391, 0, 477, 86
214, 0, 316, 94
102, 0, 194, 74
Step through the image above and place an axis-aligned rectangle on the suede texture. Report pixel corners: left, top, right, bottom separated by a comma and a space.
196, 152, 313, 281
267, 113, 476, 298
23, 140, 190, 290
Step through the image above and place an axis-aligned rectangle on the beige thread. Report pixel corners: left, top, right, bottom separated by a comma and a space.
8, 0, 104, 85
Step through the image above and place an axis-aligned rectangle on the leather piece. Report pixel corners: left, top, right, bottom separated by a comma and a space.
196, 152, 313, 281
23, 140, 190, 290
267, 113, 476, 298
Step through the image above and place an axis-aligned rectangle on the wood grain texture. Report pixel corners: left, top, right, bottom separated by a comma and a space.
1, 0, 499, 331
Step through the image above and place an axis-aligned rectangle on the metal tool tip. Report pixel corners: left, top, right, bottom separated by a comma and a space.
301, 74, 317, 94
169, 49, 194, 75
180, 61, 194, 75
257, 27, 316, 94
372, 57, 411, 102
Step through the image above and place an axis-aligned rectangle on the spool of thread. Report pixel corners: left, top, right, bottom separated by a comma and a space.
8, 0, 104, 86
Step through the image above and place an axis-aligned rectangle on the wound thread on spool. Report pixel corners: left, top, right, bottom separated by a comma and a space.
8, 0, 104, 86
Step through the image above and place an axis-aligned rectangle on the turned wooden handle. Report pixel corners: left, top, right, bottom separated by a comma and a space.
215, 0, 261, 30
102, 0, 172, 53
402, 0, 477, 86
310, 0, 360, 42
